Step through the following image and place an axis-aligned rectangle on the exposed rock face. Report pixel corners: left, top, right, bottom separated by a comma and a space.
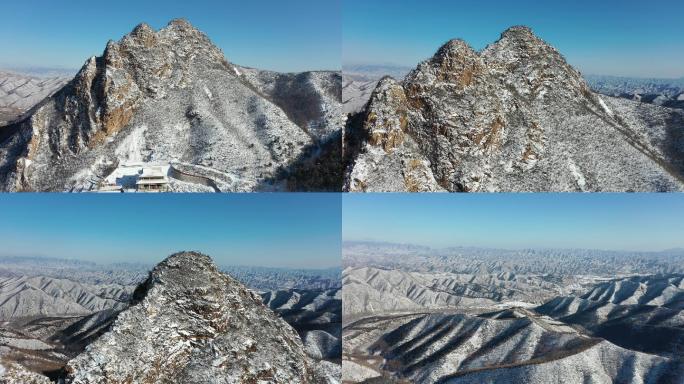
346, 77, 443, 192
0, 20, 341, 192
0, 362, 52, 384
343, 310, 684, 384
345, 26, 684, 192
64, 252, 330, 383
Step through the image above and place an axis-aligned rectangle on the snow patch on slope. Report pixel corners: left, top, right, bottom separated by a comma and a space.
598, 96, 614, 116
567, 159, 587, 191
114, 125, 147, 163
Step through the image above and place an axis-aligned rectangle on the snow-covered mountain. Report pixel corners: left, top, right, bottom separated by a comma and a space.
344, 310, 684, 383
343, 26, 684, 192
0, 254, 341, 382
0, 276, 131, 320
262, 288, 341, 361
0, 19, 341, 192
343, 241, 684, 276
343, 267, 564, 321
537, 274, 684, 357
64, 252, 338, 383
586, 74, 684, 110
342, 242, 684, 383
0, 71, 70, 126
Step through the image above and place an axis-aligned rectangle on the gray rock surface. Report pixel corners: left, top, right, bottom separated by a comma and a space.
0, 362, 52, 384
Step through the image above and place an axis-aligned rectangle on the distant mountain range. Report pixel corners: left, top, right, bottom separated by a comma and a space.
0, 71, 70, 126
585, 74, 684, 110
0, 255, 341, 290
342, 241, 684, 383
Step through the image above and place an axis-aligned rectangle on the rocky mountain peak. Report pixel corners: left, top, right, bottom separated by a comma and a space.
1, 19, 341, 193
168, 17, 195, 29
483, 25, 584, 91
31, 19, 231, 153
130, 22, 154, 38
499, 25, 535, 40
345, 26, 684, 192
64, 251, 328, 383
434, 38, 476, 59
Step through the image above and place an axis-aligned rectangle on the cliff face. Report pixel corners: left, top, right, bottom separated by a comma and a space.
345, 26, 684, 192
65, 252, 333, 383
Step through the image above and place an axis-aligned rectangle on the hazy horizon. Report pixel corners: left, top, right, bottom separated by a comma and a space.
342, 62, 684, 81
0, 194, 341, 269
343, 194, 684, 251
342, 238, 684, 254
343, 0, 684, 78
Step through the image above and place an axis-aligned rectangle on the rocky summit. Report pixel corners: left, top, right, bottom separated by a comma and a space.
63, 252, 334, 383
0, 19, 341, 192
344, 26, 684, 192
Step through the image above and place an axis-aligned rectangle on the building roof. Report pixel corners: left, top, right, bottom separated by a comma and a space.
140, 167, 166, 178
136, 179, 168, 186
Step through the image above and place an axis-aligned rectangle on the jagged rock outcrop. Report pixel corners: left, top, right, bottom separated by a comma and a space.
64, 252, 334, 383
0, 362, 52, 384
345, 26, 684, 192
0, 20, 341, 192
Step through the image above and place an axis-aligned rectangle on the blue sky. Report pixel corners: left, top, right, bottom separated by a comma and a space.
343, 194, 684, 251
0, 194, 341, 268
343, 0, 684, 78
0, 0, 340, 73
